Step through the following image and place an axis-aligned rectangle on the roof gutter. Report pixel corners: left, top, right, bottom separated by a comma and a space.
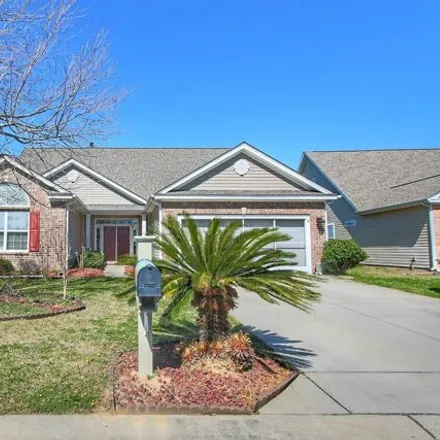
356, 199, 427, 216
152, 194, 340, 202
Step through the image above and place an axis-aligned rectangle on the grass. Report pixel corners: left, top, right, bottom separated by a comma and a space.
0, 301, 48, 317
116, 254, 137, 266
347, 265, 440, 299
0, 277, 199, 414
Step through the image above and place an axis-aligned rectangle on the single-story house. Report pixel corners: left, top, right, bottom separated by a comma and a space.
0, 142, 338, 273
299, 148, 440, 270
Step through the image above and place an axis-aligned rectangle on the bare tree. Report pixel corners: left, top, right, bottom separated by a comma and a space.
0, 0, 127, 153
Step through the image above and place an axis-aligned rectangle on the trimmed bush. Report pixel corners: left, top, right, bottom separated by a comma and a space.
83, 251, 106, 269
322, 239, 367, 274
117, 254, 137, 266
0, 259, 15, 275
18, 260, 41, 275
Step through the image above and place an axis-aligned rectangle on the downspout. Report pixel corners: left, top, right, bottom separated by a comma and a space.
427, 204, 437, 271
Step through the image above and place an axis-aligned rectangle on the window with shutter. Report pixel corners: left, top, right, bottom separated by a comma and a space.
0, 184, 30, 251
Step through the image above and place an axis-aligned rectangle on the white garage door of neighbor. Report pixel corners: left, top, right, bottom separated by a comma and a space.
182, 216, 311, 273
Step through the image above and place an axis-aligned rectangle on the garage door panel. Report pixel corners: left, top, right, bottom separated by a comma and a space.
181, 216, 311, 272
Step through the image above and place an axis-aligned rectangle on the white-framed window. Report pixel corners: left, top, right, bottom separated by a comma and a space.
0, 184, 30, 251
327, 223, 336, 240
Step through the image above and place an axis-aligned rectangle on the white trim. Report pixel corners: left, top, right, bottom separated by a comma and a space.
0, 157, 69, 193
141, 214, 147, 235
42, 158, 147, 205
153, 194, 339, 202
0, 210, 30, 252
298, 153, 358, 212
158, 142, 333, 195
427, 191, 440, 203
428, 205, 437, 270
327, 223, 336, 240
177, 214, 312, 273
324, 210, 329, 241
47, 194, 75, 201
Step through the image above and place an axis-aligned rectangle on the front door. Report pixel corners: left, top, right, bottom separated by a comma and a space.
103, 226, 117, 261
117, 226, 130, 256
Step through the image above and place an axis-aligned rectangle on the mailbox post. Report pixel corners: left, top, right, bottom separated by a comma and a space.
135, 259, 161, 376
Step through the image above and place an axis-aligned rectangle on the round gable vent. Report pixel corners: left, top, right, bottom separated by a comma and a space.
67, 170, 79, 183
234, 159, 249, 176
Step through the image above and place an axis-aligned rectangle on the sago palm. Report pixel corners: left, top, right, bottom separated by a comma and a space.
154, 214, 319, 343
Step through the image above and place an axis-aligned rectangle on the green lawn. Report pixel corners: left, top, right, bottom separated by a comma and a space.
0, 277, 198, 414
0, 301, 48, 317
347, 266, 440, 299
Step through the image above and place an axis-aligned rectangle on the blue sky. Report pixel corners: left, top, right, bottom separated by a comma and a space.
82, 0, 440, 168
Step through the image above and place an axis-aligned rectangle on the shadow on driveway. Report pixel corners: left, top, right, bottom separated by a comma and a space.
244, 325, 317, 370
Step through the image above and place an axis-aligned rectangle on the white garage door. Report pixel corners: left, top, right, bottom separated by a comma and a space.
182, 216, 311, 273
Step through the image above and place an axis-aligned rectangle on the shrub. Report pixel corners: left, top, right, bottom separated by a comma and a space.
18, 260, 41, 275
323, 239, 367, 274
225, 332, 255, 372
180, 332, 255, 372
117, 254, 137, 266
0, 259, 14, 275
83, 251, 106, 269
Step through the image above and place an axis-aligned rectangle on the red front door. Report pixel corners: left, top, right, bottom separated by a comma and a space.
117, 226, 130, 256
103, 226, 117, 261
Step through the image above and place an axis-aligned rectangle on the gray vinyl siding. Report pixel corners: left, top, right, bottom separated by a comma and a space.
301, 159, 352, 239
68, 209, 82, 259
182, 153, 306, 191
54, 168, 138, 205
301, 157, 431, 269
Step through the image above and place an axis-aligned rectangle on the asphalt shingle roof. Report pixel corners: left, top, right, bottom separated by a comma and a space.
306, 149, 440, 212
20, 147, 230, 200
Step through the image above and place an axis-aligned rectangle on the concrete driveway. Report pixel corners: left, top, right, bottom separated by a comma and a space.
232, 276, 440, 416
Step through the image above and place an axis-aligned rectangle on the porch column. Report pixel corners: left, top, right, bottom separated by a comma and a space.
85, 214, 91, 249
134, 235, 155, 260
141, 214, 147, 236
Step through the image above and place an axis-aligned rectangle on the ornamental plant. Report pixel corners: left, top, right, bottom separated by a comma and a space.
322, 239, 368, 274
154, 214, 319, 343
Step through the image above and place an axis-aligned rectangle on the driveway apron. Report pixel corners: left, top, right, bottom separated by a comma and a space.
232, 277, 440, 415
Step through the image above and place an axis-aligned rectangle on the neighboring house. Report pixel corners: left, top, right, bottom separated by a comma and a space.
0, 142, 338, 273
299, 149, 440, 270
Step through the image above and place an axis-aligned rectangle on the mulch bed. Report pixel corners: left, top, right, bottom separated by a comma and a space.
0, 295, 86, 321
67, 268, 105, 278
111, 342, 298, 414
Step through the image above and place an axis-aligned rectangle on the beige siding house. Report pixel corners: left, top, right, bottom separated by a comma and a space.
0, 142, 338, 273
299, 149, 440, 270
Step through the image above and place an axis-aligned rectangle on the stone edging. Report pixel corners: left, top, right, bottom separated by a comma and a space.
109, 348, 299, 415
0, 301, 86, 322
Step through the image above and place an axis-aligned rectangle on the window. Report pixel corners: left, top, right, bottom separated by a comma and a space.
0, 184, 30, 251
327, 223, 336, 240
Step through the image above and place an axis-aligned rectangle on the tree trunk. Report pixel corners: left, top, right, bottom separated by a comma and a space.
197, 295, 230, 342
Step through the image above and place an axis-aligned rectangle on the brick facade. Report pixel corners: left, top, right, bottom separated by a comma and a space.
0, 165, 67, 271
161, 201, 327, 272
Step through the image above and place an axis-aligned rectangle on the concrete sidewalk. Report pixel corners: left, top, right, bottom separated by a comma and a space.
0, 414, 438, 440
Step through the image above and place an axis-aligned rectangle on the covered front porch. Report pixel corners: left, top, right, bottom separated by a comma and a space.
72, 208, 148, 262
